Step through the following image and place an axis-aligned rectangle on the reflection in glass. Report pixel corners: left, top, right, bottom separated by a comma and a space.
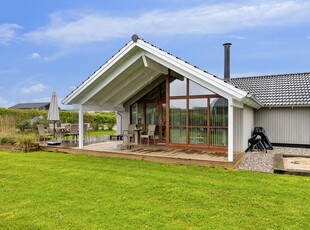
189, 80, 214, 95
170, 99, 186, 126
189, 99, 208, 126
146, 103, 158, 125
189, 128, 207, 144
131, 103, 144, 126
170, 128, 186, 144
210, 98, 228, 127
210, 128, 228, 146
170, 78, 186, 96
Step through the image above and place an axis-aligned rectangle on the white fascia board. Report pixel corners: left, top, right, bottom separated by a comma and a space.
136, 40, 247, 100
241, 95, 262, 109
72, 104, 125, 112
63, 41, 136, 105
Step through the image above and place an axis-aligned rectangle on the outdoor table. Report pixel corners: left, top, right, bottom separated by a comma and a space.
55, 127, 69, 140
133, 129, 142, 144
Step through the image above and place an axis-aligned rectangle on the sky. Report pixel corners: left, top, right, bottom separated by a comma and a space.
0, 0, 310, 109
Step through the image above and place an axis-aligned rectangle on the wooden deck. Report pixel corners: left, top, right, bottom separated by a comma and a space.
40, 141, 244, 169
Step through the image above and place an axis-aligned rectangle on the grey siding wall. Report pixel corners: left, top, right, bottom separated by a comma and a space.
255, 107, 310, 145
243, 105, 255, 149
234, 107, 243, 152
233, 105, 255, 152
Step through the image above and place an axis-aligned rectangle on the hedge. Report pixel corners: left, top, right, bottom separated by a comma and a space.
0, 108, 116, 132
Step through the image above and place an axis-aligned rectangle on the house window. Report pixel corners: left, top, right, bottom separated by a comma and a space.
131, 103, 144, 127
170, 78, 186, 96
169, 78, 228, 147
169, 99, 186, 144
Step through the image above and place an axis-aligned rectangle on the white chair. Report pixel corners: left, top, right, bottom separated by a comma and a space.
140, 124, 156, 145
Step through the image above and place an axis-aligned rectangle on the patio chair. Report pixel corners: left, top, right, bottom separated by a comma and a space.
37, 124, 53, 141
64, 124, 79, 141
140, 124, 156, 145
123, 124, 136, 143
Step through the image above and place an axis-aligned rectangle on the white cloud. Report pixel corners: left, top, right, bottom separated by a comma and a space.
230, 35, 248, 40
31, 52, 41, 59
0, 23, 22, 44
21, 83, 46, 94
0, 97, 15, 108
24, 1, 310, 45
29, 52, 50, 61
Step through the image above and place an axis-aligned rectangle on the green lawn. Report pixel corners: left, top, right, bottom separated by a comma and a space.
88, 129, 116, 136
0, 151, 309, 229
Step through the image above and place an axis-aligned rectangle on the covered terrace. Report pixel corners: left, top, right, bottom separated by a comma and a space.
62, 35, 261, 162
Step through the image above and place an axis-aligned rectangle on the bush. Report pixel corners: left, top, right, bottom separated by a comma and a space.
15, 134, 37, 152
0, 133, 17, 145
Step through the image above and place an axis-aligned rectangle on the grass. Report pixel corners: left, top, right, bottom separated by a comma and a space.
0, 151, 309, 229
88, 129, 116, 136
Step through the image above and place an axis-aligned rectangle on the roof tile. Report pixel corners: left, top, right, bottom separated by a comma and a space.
231, 72, 310, 106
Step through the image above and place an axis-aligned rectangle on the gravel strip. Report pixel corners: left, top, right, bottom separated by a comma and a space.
238, 147, 310, 173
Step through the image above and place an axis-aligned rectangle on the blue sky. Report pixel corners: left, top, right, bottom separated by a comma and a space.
1, 0, 309, 108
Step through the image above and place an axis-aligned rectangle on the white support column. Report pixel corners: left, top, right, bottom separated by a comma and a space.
78, 104, 84, 149
228, 99, 234, 162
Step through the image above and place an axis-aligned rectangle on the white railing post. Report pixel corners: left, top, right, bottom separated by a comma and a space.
79, 104, 84, 149
228, 100, 234, 162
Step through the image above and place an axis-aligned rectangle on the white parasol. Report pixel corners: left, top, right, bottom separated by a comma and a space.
47, 92, 60, 137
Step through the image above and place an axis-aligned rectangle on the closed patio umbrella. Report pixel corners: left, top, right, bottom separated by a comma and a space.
47, 92, 60, 138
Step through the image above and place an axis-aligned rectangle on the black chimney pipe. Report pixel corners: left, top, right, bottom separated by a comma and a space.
223, 43, 232, 81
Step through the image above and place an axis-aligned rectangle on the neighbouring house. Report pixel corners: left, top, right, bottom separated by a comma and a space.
9, 102, 50, 110
62, 34, 309, 161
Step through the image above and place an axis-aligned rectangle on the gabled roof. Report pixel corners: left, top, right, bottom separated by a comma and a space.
9, 102, 50, 110
62, 35, 261, 110
231, 72, 310, 107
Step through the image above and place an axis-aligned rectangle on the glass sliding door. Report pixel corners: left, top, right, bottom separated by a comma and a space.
189, 99, 208, 145
210, 98, 228, 146
169, 99, 186, 144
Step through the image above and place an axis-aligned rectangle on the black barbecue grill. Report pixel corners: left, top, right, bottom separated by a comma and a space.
245, 127, 273, 153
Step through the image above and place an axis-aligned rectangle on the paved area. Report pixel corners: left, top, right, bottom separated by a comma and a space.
238, 147, 310, 173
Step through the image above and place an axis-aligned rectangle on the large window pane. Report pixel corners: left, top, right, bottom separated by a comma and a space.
170, 78, 186, 96
170, 99, 186, 126
210, 128, 228, 146
189, 99, 208, 126
131, 103, 144, 126
170, 128, 186, 144
210, 98, 228, 127
189, 80, 214, 95
189, 128, 207, 144
146, 103, 158, 125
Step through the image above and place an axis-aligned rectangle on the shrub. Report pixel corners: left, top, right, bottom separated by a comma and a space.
0, 133, 16, 145
15, 134, 37, 152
